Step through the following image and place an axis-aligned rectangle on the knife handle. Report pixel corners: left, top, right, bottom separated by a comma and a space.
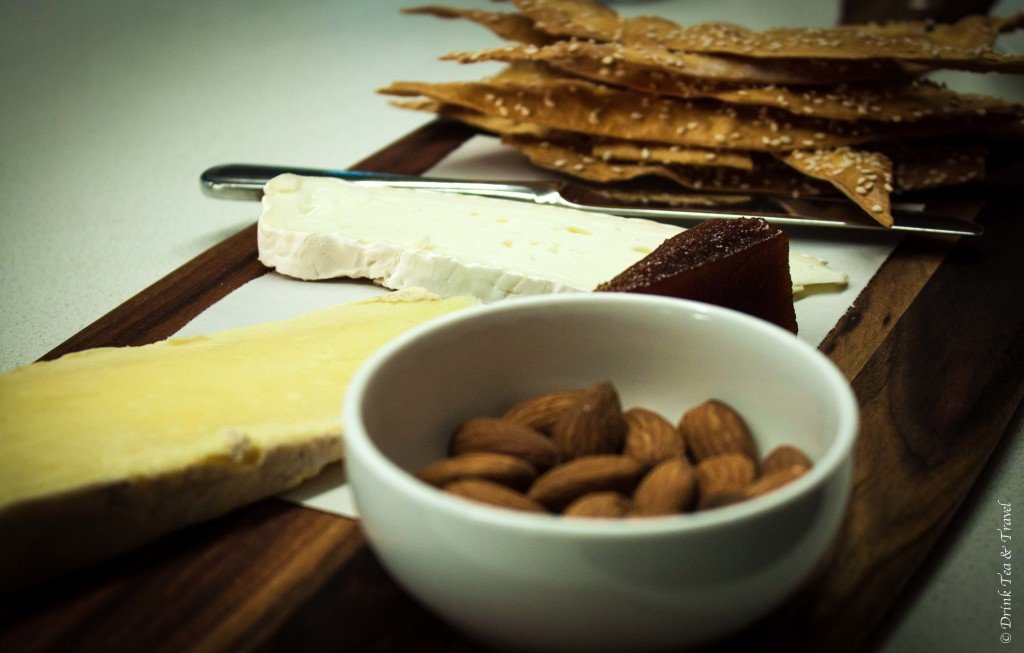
201, 164, 420, 200
200, 163, 554, 204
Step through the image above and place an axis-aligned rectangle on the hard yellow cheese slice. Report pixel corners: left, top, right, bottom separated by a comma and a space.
0, 288, 476, 590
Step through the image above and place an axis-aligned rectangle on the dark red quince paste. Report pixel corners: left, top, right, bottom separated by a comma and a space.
596, 218, 798, 333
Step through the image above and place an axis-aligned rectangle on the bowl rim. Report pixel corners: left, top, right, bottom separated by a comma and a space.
342, 293, 858, 537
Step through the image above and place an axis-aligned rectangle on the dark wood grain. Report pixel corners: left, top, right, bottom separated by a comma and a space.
724, 196, 1024, 652
0, 502, 361, 653
259, 547, 477, 653
2, 118, 1022, 653
818, 198, 985, 380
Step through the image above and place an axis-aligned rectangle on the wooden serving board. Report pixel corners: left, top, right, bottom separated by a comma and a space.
1, 118, 1022, 653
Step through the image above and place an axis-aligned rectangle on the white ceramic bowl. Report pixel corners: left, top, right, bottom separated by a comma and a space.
343, 294, 857, 652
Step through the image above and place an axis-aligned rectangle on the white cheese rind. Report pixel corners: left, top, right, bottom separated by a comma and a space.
258, 174, 848, 299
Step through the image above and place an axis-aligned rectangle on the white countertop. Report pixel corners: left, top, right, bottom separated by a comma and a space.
1, 1, 1021, 650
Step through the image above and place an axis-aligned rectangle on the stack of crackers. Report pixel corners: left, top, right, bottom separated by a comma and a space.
379, 0, 1024, 227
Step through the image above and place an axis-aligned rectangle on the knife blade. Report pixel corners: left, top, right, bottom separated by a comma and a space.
200, 163, 982, 237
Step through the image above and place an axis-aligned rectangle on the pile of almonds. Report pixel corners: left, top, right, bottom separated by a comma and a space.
418, 381, 813, 518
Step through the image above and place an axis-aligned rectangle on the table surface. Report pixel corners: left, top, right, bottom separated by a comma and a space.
1, 1, 1023, 651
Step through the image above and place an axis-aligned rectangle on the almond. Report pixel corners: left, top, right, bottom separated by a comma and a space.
679, 400, 758, 463
528, 455, 645, 511
504, 390, 584, 435
623, 408, 685, 467
632, 458, 698, 516
745, 465, 809, 499
761, 445, 813, 476
443, 479, 547, 513
551, 381, 627, 459
450, 417, 559, 470
563, 491, 632, 518
699, 491, 747, 511
695, 453, 757, 509
419, 453, 538, 490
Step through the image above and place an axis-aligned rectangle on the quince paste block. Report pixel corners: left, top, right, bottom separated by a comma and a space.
0, 288, 476, 590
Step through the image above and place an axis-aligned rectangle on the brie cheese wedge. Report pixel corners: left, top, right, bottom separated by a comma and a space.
258, 174, 848, 300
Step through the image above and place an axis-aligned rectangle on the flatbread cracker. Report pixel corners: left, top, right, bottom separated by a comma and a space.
591, 141, 754, 170
506, 135, 829, 196
390, 98, 555, 137
392, 2, 1019, 227
381, 76, 854, 152
379, 64, 1011, 152
780, 148, 894, 226
580, 186, 754, 207
512, 0, 1024, 71
403, 92, 989, 196
707, 81, 1021, 123
403, 6, 554, 46
446, 42, 1022, 122
445, 41, 920, 87
441, 24, 921, 85
393, 98, 756, 171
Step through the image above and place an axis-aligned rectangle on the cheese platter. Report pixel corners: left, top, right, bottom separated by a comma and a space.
2, 117, 1022, 653
3, 0, 1024, 649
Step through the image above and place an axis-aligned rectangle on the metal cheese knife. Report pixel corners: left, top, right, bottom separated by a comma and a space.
200, 163, 982, 237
